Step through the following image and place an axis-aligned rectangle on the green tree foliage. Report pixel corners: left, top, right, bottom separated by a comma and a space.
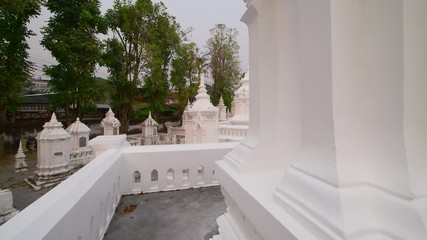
104, 0, 195, 131
42, 0, 105, 125
170, 42, 201, 118
0, 0, 40, 156
103, 0, 155, 132
143, 3, 182, 119
205, 24, 241, 109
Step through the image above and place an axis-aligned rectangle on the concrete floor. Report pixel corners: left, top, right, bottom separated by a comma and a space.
104, 186, 226, 240
0, 151, 52, 211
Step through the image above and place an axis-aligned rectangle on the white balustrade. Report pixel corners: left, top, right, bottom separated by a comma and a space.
0, 141, 236, 240
120, 143, 236, 194
218, 125, 249, 142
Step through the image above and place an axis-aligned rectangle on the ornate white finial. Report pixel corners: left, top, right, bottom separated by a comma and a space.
106, 108, 114, 117
148, 111, 152, 119
50, 112, 58, 123
196, 75, 209, 99
76, 117, 80, 122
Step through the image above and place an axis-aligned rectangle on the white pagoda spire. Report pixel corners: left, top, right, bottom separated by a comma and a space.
14, 140, 27, 172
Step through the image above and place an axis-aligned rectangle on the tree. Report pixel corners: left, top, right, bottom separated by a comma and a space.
104, 0, 191, 132
170, 42, 205, 118
0, 0, 40, 156
103, 0, 156, 133
205, 24, 241, 109
42, 0, 105, 125
142, 3, 182, 119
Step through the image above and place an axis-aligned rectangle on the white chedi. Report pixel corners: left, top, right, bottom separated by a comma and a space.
35, 113, 71, 176
14, 141, 27, 173
26, 113, 72, 190
218, 68, 250, 142
141, 111, 159, 145
66, 118, 94, 168
66, 117, 91, 150
229, 67, 249, 124
218, 96, 227, 122
183, 76, 219, 144
101, 108, 121, 135
0, 189, 19, 224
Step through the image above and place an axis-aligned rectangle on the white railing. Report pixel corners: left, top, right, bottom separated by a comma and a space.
120, 143, 236, 194
218, 125, 249, 142
0, 148, 123, 240
0, 140, 237, 240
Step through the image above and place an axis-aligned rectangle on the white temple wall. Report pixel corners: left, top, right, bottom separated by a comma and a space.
216, 0, 427, 239
330, 1, 409, 192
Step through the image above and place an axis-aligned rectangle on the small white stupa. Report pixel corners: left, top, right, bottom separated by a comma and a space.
66, 118, 91, 150
26, 113, 71, 190
141, 111, 159, 145
218, 68, 250, 142
14, 141, 27, 173
229, 67, 250, 124
183, 76, 219, 144
218, 96, 227, 122
0, 189, 19, 224
66, 118, 93, 167
101, 108, 121, 135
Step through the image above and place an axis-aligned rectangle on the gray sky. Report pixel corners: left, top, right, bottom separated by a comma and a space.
28, 0, 249, 79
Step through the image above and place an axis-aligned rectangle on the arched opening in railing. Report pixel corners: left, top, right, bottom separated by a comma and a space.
197, 166, 204, 179
151, 169, 158, 182
197, 166, 204, 184
134, 171, 141, 183
167, 168, 174, 188
167, 168, 174, 182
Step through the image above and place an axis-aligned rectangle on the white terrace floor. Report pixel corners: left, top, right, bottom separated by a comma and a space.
104, 186, 226, 240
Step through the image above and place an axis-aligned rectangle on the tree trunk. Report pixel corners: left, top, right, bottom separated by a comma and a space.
119, 104, 130, 134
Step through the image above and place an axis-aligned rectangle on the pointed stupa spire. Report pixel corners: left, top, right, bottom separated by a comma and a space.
142, 111, 158, 126
106, 108, 114, 117
37, 112, 70, 140
185, 74, 217, 111
218, 95, 227, 121
50, 112, 58, 122
196, 75, 209, 98
15, 140, 27, 172
15, 141, 25, 159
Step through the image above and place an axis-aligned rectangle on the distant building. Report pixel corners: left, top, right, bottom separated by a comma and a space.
29, 78, 50, 92
15, 94, 51, 120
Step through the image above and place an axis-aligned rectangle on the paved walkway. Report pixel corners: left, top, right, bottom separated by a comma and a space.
104, 186, 226, 240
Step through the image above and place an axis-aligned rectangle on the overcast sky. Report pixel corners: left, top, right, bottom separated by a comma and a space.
28, 0, 249, 79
